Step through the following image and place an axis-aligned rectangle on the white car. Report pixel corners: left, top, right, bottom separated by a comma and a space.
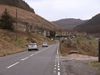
42, 42, 48, 47
28, 43, 38, 51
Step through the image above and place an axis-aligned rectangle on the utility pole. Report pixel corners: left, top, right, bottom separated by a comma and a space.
98, 39, 100, 62
15, 8, 18, 41
25, 23, 32, 42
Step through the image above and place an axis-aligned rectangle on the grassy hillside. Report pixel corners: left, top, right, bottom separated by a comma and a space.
60, 34, 98, 56
0, 29, 53, 57
0, 5, 56, 31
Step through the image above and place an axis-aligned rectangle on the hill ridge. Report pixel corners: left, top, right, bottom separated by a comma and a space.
74, 13, 100, 33
0, 0, 35, 13
53, 18, 85, 30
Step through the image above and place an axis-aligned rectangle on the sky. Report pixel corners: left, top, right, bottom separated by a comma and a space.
24, 0, 100, 21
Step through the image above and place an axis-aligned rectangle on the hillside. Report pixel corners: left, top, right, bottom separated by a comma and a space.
0, 4, 56, 55
74, 14, 100, 33
0, 5, 56, 31
0, 1, 57, 56
53, 18, 85, 30
0, 0, 35, 13
0, 29, 54, 56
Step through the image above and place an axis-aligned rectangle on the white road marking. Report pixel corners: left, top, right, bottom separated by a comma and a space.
58, 72, 60, 75
57, 48, 61, 75
54, 47, 61, 75
21, 57, 29, 61
6, 46, 53, 69
7, 62, 20, 69
58, 65, 60, 68
58, 68, 60, 71
30, 54, 34, 57
21, 47, 51, 61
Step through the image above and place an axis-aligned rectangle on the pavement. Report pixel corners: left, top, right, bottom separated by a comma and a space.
0, 44, 61, 75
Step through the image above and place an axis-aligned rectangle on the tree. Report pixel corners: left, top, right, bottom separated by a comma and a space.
49, 31, 56, 38
0, 9, 14, 31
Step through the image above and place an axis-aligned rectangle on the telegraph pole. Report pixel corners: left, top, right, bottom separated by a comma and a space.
15, 8, 18, 41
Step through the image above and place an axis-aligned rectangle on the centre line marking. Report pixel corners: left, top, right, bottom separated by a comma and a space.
58, 66, 60, 68
58, 68, 60, 71
21, 46, 52, 61
30, 54, 34, 57
58, 72, 60, 75
21, 57, 29, 61
6, 45, 53, 69
7, 62, 20, 69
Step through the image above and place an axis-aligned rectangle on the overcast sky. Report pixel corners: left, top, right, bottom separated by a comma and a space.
25, 0, 100, 21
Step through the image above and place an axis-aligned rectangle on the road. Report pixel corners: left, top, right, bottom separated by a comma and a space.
0, 44, 61, 75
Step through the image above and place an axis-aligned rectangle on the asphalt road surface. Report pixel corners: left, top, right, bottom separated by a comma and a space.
0, 44, 61, 75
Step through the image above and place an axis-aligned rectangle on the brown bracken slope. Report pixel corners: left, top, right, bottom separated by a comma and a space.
0, 4, 58, 56
0, 5, 57, 31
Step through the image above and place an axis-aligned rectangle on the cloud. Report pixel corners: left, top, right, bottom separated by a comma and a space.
25, 0, 100, 21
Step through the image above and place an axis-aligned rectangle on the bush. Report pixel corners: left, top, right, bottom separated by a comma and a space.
0, 9, 14, 31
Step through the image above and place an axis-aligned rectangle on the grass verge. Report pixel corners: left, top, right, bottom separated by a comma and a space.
89, 61, 100, 70
60, 35, 98, 56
